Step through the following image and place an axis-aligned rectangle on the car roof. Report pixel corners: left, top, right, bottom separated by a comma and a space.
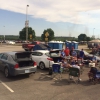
1, 51, 31, 55
1, 51, 17, 55
32, 50, 49, 53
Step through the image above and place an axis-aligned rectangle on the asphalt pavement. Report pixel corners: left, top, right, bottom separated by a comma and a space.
0, 45, 100, 100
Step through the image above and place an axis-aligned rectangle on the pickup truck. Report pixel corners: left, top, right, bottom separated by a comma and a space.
22, 41, 40, 51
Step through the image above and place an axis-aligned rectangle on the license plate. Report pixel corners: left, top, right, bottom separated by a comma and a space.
25, 69, 30, 73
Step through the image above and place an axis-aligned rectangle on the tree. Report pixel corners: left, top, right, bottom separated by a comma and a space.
78, 34, 87, 41
86, 37, 91, 41
41, 28, 54, 41
19, 27, 36, 40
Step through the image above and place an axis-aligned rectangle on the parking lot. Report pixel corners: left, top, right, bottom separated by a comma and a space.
0, 45, 100, 100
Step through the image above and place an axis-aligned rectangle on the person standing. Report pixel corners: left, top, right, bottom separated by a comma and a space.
60, 49, 66, 58
64, 47, 70, 56
79, 49, 84, 62
70, 47, 74, 56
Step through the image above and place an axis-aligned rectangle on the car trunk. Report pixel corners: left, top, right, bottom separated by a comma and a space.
49, 50, 62, 62
15, 52, 35, 67
51, 56, 63, 63
18, 61, 34, 67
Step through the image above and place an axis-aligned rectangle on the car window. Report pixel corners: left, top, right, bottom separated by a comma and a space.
32, 52, 37, 56
37, 52, 43, 56
45, 53, 50, 57
1, 54, 8, 60
0, 53, 3, 58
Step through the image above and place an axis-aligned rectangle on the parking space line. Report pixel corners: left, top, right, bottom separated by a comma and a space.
0, 80, 14, 93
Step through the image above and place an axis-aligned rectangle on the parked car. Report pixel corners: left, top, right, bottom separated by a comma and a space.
0, 51, 37, 78
33, 44, 52, 51
22, 41, 40, 51
7, 41, 15, 44
31, 50, 62, 69
74, 49, 100, 61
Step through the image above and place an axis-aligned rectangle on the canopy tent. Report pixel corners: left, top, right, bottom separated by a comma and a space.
89, 39, 100, 43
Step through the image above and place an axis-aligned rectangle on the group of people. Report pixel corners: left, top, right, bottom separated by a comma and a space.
58, 47, 99, 81
59, 47, 84, 81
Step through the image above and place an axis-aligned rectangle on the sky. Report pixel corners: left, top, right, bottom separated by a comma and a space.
0, 0, 100, 38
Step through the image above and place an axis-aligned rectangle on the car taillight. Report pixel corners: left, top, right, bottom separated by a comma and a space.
34, 62, 37, 66
14, 64, 19, 68
47, 58, 53, 61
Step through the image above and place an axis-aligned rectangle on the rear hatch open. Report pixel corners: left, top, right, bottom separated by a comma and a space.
49, 50, 62, 62
15, 52, 35, 67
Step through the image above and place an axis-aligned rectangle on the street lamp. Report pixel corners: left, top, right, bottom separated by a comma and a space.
93, 28, 95, 36
3, 26, 5, 41
25, 5, 29, 42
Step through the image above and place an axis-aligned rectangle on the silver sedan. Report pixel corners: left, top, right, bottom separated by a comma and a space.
0, 51, 37, 78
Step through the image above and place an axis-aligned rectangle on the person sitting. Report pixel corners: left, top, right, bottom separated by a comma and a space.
70, 57, 82, 81
87, 55, 97, 67
84, 55, 92, 66
61, 58, 70, 68
88, 65, 98, 82
92, 55, 97, 64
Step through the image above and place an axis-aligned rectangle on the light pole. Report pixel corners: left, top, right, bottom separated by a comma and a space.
25, 5, 29, 42
93, 28, 95, 36
3, 26, 5, 41
93, 28, 95, 39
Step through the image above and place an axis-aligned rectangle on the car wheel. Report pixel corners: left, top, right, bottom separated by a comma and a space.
39, 62, 45, 70
4, 67, 10, 78
29, 48, 33, 51
25, 49, 28, 51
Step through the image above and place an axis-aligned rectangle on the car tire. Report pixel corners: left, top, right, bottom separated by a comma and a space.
39, 62, 45, 70
4, 67, 10, 78
25, 49, 28, 51
30, 48, 33, 51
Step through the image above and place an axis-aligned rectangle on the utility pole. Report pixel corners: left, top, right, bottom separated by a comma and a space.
25, 5, 29, 42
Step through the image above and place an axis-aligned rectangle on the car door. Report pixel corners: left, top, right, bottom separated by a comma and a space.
31, 52, 39, 65
32, 52, 43, 66
0, 53, 4, 70
0, 54, 8, 71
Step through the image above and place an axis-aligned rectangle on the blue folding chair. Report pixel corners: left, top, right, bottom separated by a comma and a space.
52, 63, 62, 80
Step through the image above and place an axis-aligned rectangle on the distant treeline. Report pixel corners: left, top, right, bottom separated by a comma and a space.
0, 35, 77, 41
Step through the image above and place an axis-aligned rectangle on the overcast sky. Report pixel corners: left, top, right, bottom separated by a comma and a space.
0, 0, 100, 38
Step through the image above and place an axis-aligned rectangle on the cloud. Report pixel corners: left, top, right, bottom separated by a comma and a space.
1, 0, 100, 24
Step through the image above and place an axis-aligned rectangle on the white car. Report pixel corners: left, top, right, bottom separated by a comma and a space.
31, 50, 54, 69
7, 41, 15, 44
31, 50, 62, 69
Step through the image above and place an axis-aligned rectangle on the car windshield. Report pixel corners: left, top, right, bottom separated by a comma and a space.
84, 51, 89, 55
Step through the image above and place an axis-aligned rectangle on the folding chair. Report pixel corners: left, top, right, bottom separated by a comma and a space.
68, 67, 80, 84
89, 70, 100, 85
77, 59, 84, 74
52, 63, 62, 80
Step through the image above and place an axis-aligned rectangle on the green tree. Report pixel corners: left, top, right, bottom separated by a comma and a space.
19, 27, 36, 40
86, 37, 91, 41
41, 28, 54, 41
78, 33, 87, 41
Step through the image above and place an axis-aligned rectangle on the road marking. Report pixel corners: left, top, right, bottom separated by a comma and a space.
0, 80, 14, 93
